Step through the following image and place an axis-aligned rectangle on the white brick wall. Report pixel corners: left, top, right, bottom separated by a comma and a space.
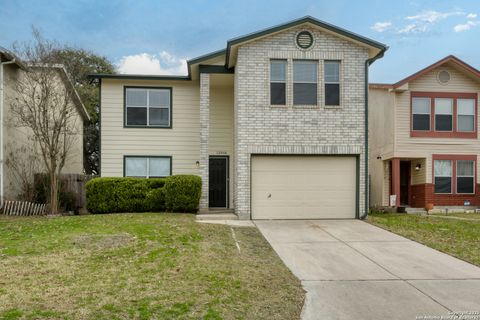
199, 73, 210, 210
234, 26, 369, 219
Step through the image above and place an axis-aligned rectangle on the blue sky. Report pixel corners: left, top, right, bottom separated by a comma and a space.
1, 0, 479, 82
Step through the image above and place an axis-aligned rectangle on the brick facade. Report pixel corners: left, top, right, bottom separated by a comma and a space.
411, 183, 480, 208
199, 73, 210, 210
234, 26, 369, 219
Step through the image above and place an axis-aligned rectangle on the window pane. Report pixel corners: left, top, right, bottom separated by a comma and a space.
149, 89, 170, 107
293, 61, 317, 83
457, 99, 475, 115
435, 115, 452, 131
149, 158, 171, 177
270, 83, 286, 105
125, 157, 147, 177
149, 108, 170, 126
127, 107, 147, 125
325, 83, 340, 106
435, 177, 452, 193
458, 115, 474, 132
126, 89, 147, 106
412, 114, 430, 131
434, 160, 452, 177
457, 177, 474, 193
270, 60, 286, 82
457, 160, 474, 176
324, 61, 340, 83
412, 98, 431, 114
435, 98, 453, 114
293, 83, 317, 105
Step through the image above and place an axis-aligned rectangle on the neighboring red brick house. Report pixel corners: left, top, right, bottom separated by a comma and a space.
369, 56, 480, 209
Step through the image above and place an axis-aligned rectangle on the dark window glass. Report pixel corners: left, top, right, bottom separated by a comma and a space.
434, 177, 452, 193
325, 83, 340, 106
293, 83, 317, 105
435, 115, 453, 131
457, 177, 474, 193
412, 114, 430, 131
127, 108, 147, 126
270, 83, 286, 105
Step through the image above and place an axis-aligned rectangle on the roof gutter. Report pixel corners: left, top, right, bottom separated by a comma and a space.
0, 59, 17, 208
361, 48, 387, 220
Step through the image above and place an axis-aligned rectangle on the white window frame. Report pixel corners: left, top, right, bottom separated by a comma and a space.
412, 97, 431, 131
434, 98, 453, 132
270, 59, 287, 106
293, 60, 318, 106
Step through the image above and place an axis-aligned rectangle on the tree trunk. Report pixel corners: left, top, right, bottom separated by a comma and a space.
49, 170, 59, 214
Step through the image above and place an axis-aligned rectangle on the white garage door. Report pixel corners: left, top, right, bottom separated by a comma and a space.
251, 156, 357, 219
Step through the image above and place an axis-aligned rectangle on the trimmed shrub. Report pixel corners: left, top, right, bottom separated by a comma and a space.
86, 177, 165, 214
164, 175, 202, 212
146, 187, 165, 211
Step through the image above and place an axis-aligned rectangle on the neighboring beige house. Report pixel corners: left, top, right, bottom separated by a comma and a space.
369, 55, 480, 210
0, 47, 88, 203
91, 16, 387, 220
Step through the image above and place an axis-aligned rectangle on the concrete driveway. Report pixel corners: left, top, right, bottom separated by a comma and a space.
255, 220, 480, 320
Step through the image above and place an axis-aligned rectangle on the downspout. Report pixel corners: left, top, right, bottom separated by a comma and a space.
0, 59, 17, 208
361, 49, 387, 220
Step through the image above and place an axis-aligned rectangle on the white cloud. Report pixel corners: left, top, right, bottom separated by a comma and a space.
397, 23, 426, 34
406, 10, 463, 23
371, 21, 392, 32
116, 51, 188, 75
467, 13, 477, 19
454, 20, 479, 32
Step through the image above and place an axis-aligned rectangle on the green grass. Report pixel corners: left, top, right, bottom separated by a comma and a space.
0, 213, 304, 319
428, 212, 480, 220
368, 213, 480, 267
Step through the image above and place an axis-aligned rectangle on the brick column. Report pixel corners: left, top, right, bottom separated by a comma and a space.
391, 158, 401, 206
199, 73, 210, 211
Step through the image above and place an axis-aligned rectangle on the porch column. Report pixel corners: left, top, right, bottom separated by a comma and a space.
391, 158, 401, 206
199, 73, 210, 212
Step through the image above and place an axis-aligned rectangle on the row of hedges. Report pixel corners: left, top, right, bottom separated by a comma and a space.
86, 175, 201, 214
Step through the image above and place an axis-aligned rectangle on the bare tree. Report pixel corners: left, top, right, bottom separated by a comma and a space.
10, 29, 80, 214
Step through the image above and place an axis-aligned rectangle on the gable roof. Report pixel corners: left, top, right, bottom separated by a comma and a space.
391, 55, 480, 89
0, 46, 29, 70
224, 16, 387, 68
90, 16, 387, 81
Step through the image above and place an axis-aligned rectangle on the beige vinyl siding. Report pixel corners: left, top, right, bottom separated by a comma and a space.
209, 78, 234, 208
394, 63, 480, 183
369, 87, 395, 207
410, 158, 426, 185
3, 65, 84, 200
101, 79, 200, 177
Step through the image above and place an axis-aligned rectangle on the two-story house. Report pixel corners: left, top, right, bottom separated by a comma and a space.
91, 16, 387, 220
369, 55, 480, 210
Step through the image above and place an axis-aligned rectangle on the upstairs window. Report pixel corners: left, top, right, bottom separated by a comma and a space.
324, 61, 340, 106
457, 99, 475, 132
412, 97, 431, 131
411, 92, 477, 138
293, 60, 317, 105
125, 87, 171, 127
434, 98, 453, 131
124, 156, 171, 178
270, 60, 287, 105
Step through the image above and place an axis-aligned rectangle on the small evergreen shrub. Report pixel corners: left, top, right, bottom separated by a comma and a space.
164, 175, 202, 212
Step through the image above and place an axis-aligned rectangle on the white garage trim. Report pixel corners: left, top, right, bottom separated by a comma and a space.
251, 155, 359, 220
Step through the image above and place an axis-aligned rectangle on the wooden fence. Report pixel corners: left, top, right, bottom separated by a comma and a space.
60, 174, 95, 210
2, 201, 47, 216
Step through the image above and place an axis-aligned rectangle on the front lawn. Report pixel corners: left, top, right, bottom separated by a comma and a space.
368, 213, 480, 267
0, 213, 304, 319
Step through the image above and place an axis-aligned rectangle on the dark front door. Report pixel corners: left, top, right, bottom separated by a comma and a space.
209, 156, 228, 208
400, 161, 410, 206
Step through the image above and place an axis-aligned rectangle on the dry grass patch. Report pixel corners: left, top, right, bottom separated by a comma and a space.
0, 213, 304, 319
